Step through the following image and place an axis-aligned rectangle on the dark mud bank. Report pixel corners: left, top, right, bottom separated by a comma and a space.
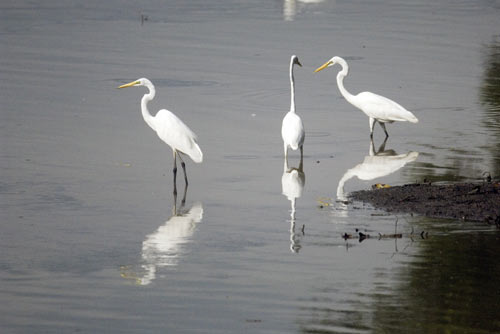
350, 183, 500, 224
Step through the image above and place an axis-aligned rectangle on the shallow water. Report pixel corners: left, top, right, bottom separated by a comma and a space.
1, 1, 500, 333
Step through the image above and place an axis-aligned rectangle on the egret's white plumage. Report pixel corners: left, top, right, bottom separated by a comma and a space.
315, 56, 418, 137
282, 55, 305, 163
118, 78, 202, 190
153, 109, 203, 163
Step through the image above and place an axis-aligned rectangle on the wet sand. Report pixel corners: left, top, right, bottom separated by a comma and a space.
350, 182, 500, 223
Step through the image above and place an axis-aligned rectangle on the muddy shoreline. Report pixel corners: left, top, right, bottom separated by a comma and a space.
350, 182, 500, 224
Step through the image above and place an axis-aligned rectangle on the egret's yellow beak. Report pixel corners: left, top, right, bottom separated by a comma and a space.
297, 60, 302, 67
314, 61, 332, 73
118, 80, 140, 89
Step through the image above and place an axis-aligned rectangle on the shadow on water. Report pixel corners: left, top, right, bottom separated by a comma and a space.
406, 35, 500, 184
296, 217, 500, 333
121, 186, 203, 286
369, 218, 500, 333
406, 145, 486, 183
281, 156, 306, 253
480, 35, 500, 178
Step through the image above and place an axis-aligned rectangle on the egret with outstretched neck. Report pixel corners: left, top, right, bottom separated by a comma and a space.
315, 56, 418, 138
282, 55, 305, 166
118, 78, 202, 195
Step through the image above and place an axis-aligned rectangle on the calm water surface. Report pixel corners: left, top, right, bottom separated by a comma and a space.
1, 1, 500, 333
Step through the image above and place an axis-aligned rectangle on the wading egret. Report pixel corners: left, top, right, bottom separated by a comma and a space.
314, 56, 418, 138
282, 55, 305, 165
118, 78, 203, 193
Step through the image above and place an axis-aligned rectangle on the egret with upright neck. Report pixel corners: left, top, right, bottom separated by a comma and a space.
315, 56, 418, 138
118, 78, 203, 196
282, 55, 305, 166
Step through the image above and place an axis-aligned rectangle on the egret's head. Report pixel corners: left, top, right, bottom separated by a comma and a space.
118, 78, 150, 89
291, 55, 302, 67
314, 56, 341, 72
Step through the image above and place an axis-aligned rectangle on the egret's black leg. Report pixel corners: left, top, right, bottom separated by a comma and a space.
181, 180, 188, 207
299, 147, 304, 172
177, 154, 189, 187
172, 151, 178, 197
378, 136, 389, 153
284, 144, 289, 170
172, 188, 178, 215
181, 162, 188, 187
369, 117, 376, 138
380, 122, 389, 138
370, 137, 376, 156
177, 155, 189, 206
181, 162, 188, 206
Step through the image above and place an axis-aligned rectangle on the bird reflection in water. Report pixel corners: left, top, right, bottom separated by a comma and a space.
121, 187, 203, 285
336, 138, 419, 202
283, 0, 325, 21
281, 157, 305, 253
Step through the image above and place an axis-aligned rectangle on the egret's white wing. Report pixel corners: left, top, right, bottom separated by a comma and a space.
356, 92, 418, 123
154, 109, 203, 163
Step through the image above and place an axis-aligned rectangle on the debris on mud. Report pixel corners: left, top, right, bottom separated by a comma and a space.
350, 182, 500, 224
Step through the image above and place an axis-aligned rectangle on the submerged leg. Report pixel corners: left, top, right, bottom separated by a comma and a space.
369, 118, 376, 138
379, 122, 389, 138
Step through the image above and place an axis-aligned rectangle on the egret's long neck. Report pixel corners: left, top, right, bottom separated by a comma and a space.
336, 59, 357, 106
289, 61, 296, 112
141, 83, 157, 131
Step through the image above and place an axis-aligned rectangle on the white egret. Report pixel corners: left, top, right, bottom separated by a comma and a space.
118, 78, 203, 193
282, 55, 305, 165
315, 56, 418, 138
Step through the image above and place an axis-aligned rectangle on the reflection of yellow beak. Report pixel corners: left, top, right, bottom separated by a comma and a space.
314, 61, 332, 73
118, 80, 140, 88
297, 60, 302, 67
